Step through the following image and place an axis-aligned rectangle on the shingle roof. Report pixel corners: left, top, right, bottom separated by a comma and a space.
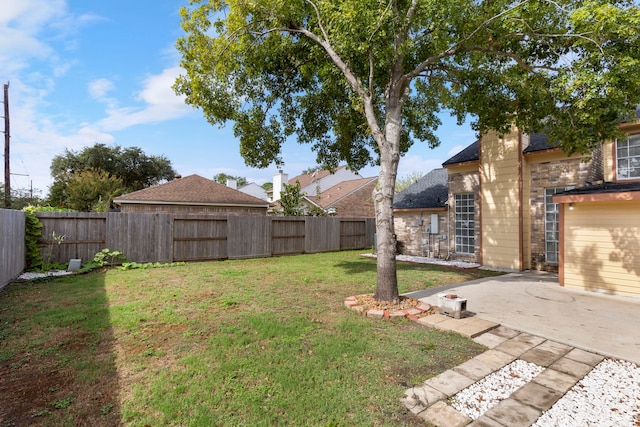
113, 174, 269, 207
556, 181, 640, 196
288, 165, 349, 189
523, 133, 559, 153
443, 133, 560, 166
393, 168, 448, 209
442, 140, 479, 166
307, 177, 377, 208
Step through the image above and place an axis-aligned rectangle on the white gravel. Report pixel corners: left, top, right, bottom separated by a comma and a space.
18, 270, 73, 280
449, 359, 544, 419
448, 358, 640, 425
361, 253, 480, 268
533, 358, 640, 427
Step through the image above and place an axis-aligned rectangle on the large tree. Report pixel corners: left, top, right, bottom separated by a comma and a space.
175, 0, 640, 302
49, 143, 176, 210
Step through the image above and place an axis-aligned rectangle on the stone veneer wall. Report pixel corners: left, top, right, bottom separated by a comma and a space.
394, 211, 448, 257
529, 157, 592, 271
119, 204, 267, 216
447, 170, 480, 263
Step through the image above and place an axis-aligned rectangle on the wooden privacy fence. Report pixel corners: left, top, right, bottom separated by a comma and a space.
1, 209, 26, 289
36, 213, 375, 264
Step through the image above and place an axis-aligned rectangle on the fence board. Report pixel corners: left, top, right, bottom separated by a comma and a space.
272, 218, 305, 255
227, 216, 272, 259
32, 213, 374, 265
173, 216, 228, 261
340, 219, 369, 250
37, 213, 107, 264
1, 209, 26, 288
106, 213, 173, 263
305, 217, 341, 253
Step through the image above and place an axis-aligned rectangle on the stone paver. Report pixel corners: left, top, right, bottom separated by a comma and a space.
398, 316, 611, 426
424, 369, 476, 397
473, 349, 517, 371
453, 357, 499, 381
494, 332, 546, 357
468, 416, 506, 426
520, 340, 572, 367
564, 347, 605, 366
400, 384, 447, 414
532, 367, 579, 393
511, 381, 563, 411
419, 401, 471, 427
482, 399, 542, 427
549, 356, 594, 379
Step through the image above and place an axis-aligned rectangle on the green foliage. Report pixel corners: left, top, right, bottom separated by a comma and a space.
49, 143, 176, 210
92, 249, 128, 267
64, 169, 124, 212
175, 0, 640, 299
119, 261, 186, 270
261, 181, 273, 191
0, 184, 45, 210
279, 180, 305, 216
23, 206, 43, 270
212, 173, 248, 187
43, 231, 66, 271
395, 171, 424, 193
22, 206, 76, 270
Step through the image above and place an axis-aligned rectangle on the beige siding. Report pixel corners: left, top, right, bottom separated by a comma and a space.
602, 141, 615, 182
480, 129, 522, 270
563, 200, 640, 297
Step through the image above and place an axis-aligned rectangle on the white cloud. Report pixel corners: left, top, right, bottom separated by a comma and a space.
88, 78, 115, 100
397, 154, 444, 178
447, 144, 467, 157
96, 66, 191, 132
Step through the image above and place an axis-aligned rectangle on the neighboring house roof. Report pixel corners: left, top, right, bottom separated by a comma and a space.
307, 177, 377, 208
238, 182, 269, 201
113, 174, 269, 207
444, 133, 559, 166
393, 168, 448, 209
288, 166, 349, 189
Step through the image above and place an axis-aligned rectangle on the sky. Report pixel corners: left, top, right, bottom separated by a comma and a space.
1, 0, 477, 199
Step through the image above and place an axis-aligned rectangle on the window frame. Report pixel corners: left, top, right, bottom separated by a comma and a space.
454, 193, 475, 255
544, 186, 574, 264
616, 134, 640, 181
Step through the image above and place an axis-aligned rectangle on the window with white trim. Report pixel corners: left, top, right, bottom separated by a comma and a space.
455, 193, 475, 254
544, 186, 574, 264
616, 134, 640, 180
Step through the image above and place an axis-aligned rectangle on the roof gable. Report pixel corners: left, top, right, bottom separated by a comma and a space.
307, 177, 377, 208
113, 174, 268, 206
393, 168, 448, 209
443, 140, 480, 166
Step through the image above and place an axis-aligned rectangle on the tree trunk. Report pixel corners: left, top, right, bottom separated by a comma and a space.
372, 110, 402, 302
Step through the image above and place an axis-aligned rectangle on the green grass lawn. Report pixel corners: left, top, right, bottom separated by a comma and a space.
0, 251, 500, 426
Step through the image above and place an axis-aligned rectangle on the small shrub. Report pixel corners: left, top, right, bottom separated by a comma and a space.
93, 249, 128, 267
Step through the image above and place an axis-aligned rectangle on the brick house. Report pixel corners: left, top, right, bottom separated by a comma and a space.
270, 166, 376, 217
113, 174, 269, 215
305, 177, 378, 217
394, 116, 640, 297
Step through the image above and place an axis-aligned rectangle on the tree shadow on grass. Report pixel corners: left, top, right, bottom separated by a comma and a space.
0, 271, 121, 426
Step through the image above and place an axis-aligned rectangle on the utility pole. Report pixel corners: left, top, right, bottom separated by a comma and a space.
3, 82, 9, 209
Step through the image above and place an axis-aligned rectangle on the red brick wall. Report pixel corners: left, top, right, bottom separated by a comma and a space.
529, 157, 592, 271
331, 181, 376, 217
